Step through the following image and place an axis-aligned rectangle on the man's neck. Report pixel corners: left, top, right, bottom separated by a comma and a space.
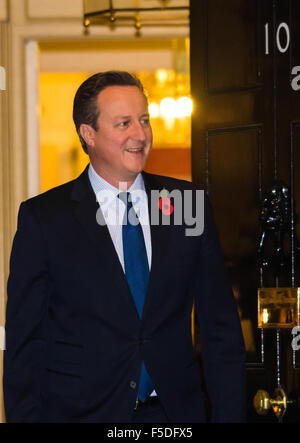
89, 163, 137, 190
88, 163, 145, 192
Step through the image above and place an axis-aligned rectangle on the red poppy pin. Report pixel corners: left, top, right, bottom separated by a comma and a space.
159, 189, 174, 216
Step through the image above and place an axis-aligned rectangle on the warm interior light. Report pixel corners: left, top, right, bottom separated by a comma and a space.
155, 68, 168, 84
262, 309, 269, 324
148, 102, 160, 118
160, 97, 177, 118
158, 96, 193, 119
176, 96, 193, 117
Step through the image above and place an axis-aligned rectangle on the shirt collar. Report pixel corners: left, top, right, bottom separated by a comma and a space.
88, 163, 146, 204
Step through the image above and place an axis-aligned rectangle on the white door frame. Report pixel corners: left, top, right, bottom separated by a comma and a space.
25, 40, 40, 198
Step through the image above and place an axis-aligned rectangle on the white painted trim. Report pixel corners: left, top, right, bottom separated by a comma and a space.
0, 326, 5, 350
25, 40, 40, 198
0, 66, 5, 90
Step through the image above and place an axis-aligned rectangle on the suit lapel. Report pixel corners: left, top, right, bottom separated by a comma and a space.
71, 167, 140, 317
141, 171, 174, 318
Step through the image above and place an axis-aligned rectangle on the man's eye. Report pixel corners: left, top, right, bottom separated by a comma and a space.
119, 121, 130, 128
141, 118, 150, 126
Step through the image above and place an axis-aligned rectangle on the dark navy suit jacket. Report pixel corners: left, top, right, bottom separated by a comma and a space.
3, 166, 246, 422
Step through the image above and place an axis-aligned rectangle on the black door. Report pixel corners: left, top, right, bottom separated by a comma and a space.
190, 0, 300, 422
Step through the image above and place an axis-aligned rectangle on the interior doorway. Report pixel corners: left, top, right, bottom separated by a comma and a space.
38, 38, 192, 193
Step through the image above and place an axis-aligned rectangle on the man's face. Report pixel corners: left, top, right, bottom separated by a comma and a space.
83, 85, 153, 188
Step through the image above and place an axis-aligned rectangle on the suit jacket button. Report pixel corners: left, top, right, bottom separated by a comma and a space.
130, 381, 137, 389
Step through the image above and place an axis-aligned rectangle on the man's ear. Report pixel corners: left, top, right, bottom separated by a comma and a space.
80, 124, 96, 148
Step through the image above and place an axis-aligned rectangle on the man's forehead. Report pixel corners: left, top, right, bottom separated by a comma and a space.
96, 85, 148, 115
97, 85, 145, 101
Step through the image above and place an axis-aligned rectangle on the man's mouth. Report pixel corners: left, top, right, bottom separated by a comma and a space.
126, 147, 144, 153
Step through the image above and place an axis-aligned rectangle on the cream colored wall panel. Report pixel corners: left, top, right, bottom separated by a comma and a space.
0, 0, 8, 22
27, 0, 83, 19
40, 49, 173, 73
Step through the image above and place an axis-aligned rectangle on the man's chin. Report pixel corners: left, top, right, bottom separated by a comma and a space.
126, 159, 148, 175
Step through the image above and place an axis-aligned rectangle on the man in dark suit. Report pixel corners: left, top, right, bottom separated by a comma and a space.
3, 71, 246, 423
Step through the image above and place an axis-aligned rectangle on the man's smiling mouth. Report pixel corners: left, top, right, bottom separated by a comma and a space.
126, 147, 144, 153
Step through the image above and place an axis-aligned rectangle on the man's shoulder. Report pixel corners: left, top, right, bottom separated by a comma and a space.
142, 171, 205, 192
23, 166, 89, 209
24, 178, 76, 209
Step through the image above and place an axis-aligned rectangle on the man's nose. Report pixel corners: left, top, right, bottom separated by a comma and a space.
130, 121, 147, 141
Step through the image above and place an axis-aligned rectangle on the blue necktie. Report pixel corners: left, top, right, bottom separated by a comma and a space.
118, 192, 154, 402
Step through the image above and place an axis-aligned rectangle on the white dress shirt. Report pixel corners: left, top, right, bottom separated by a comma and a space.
88, 163, 152, 272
